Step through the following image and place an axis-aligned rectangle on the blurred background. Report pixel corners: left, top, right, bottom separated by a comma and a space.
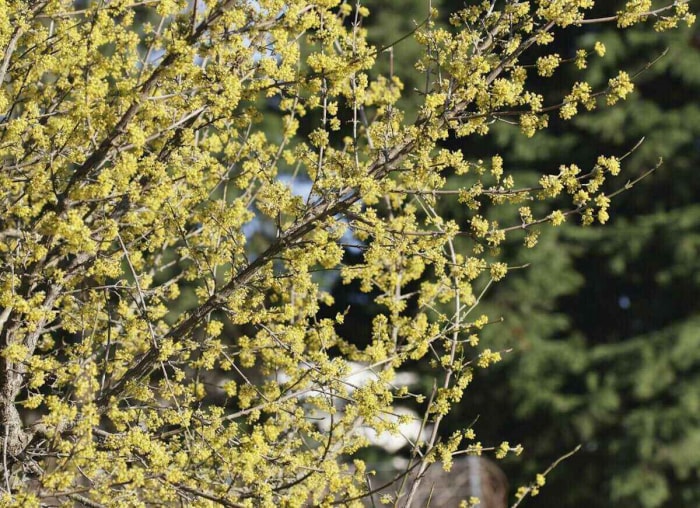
348, 1, 700, 506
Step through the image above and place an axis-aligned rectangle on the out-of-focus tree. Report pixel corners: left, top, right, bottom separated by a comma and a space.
408, 2, 700, 506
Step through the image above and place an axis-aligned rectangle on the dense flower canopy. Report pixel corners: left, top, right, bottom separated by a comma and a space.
0, 0, 693, 506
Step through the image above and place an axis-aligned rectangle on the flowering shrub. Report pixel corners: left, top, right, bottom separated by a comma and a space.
0, 0, 693, 506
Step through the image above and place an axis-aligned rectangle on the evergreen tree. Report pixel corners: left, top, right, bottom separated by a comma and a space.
435, 4, 700, 507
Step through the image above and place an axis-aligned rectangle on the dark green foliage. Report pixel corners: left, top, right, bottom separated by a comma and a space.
363, 0, 441, 120
445, 10, 700, 508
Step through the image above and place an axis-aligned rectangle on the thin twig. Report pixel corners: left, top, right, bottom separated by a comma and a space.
510, 445, 582, 508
